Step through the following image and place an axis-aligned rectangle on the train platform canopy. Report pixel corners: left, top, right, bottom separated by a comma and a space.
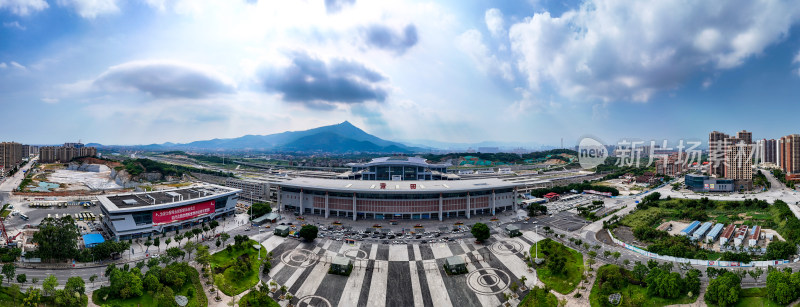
83, 233, 105, 248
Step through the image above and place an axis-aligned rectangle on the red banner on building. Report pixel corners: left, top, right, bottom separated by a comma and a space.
152, 200, 215, 225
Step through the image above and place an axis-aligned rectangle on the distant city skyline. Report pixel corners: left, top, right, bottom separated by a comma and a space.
2, 1, 800, 146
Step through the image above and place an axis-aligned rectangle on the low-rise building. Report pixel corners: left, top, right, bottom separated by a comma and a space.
706, 223, 724, 242
720, 224, 736, 246
749, 225, 761, 246
692, 222, 713, 240
680, 221, 701, 236
733, 225, 749, 246
274, 225, 290, 237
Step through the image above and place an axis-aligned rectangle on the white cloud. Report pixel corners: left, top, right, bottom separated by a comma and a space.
456, 29, 514, 81
485, 8, 505, 38
41, 97, 59, 103
91, 60, 236, 99
57, 0, 119, 19
794, 51, 800, 76
0, 63, 6, 69
0, 0, 48, 16
509, 0, 800, 102
9, 61, 26, 70
3, 21, 26, 30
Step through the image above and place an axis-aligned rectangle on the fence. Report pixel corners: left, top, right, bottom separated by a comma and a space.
607, 229, 790, 267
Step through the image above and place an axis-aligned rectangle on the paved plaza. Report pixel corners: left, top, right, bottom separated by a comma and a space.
259, 229, 544, 307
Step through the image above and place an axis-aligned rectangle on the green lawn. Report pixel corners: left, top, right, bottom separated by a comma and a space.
588, 282, 696, 307
530, 239, 584, 294
707, 287, 783, 307
211, 240, 266, 296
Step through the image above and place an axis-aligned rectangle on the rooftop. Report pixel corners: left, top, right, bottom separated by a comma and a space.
98, 184, 239, 211
346, 156, 451, 168
274, 177, 518, 193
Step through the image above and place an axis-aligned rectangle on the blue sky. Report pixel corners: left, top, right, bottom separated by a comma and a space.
1, 0, 800, 147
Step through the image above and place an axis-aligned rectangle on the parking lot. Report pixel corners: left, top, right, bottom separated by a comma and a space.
531, 211, 590, 232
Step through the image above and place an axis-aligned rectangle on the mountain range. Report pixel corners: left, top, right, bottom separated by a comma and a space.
91, 121, 420, 153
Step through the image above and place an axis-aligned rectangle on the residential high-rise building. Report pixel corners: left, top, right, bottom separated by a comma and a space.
757, 139, 777, 165
737, 130, 753, 144
0, 142, 23, 175
656, 152, 685, 177
708, 131, 730, 177
38, 143, 97, 163
724, 138, 753, 190
779, 134, 800, 181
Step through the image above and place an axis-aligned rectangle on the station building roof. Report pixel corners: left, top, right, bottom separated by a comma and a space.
274, 177, 518, 194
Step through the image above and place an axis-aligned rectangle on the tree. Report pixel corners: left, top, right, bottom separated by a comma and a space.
685, 269, 701, 295
299, 225, 319, 242
603, 250, 611, 258
147, 257, 160, 269
154, 284, 177, 307
136, 261, 145, 270
31, 278, 38, 286
216, 239, 222, 248
154, 238, 161, 252
192, 228, 203, 242
471, 223, 490, 242
42, 275, 58, 297
706, 272, 741, 307
249, 202, 273, 219
766, 269, 798, 304
31, 216, 80, 261
220, 232, 230, 244
196, 245, 211, 270
165, 238, 172, 248
23, 287, 41, 307
632, 262, 649, 282
209, 220, 220, 235
64, 276, 85, 295
10, 284, 19, 307
764, 240, 797, 260
16, 274, 26, 286
612, 251, 621, 261
166, 247, 185, 262
749, 267, 764, 282
143, 274, 160, 292
2, 263, 15, 284
623, 259, 630, 267
547, 254, 567, 274
144, 239, 152, 252
89, 275, 97, 288
587, 251, 597, 258
183, 241, 197, 260
520, 276, 528, 289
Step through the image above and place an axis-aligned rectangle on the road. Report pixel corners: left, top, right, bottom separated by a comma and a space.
0, 158, 36, 204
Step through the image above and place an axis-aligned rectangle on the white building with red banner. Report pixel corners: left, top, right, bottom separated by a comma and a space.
98, 184, 240, 241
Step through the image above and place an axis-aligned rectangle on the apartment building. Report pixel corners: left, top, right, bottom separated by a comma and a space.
38, 143, 97, 163
779, 134, 800, 181
0, 142, 23, 175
